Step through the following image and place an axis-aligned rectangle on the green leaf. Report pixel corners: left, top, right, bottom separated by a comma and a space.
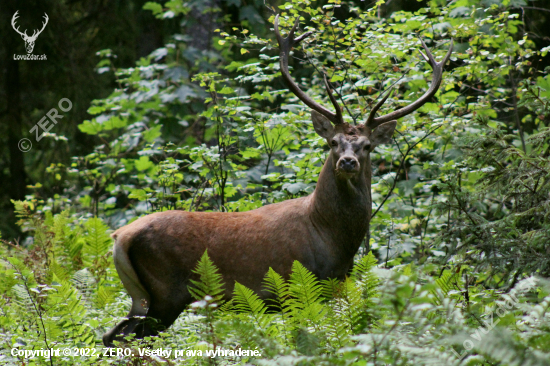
135, 156, 154, 171
87, 106, 105, 115
78, 120, 102, 135
218, 86, 234, 94
285, 182, 307, 195
143, 125, 162, 142
143, 2, 163, 15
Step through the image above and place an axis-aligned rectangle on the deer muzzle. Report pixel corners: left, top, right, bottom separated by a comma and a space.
337, 157, 359, 174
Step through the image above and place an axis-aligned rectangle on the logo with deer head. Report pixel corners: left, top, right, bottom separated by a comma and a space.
11, 11, 49, 54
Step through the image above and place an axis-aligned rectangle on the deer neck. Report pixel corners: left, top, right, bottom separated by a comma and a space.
309, 153, 372, 255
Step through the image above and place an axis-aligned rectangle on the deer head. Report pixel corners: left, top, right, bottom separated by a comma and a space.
274, 15, 453, 184
11, 11, 49, 54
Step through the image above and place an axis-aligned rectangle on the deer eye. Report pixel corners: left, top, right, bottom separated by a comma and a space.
331, 139, 338, 147
363, 143, 371, 151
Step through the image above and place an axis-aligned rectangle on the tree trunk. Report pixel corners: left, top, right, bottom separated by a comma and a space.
3, 10, 27, 200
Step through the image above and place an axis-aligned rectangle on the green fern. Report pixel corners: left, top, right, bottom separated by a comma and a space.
232, 282, 272, 331
96, 284, 116, 308
49, 259, 69, 282
83, 217, 111, 261
351, 251, 379, 311
188, 250, 225, 303
321, 277, 341, 300
345, 277, 369, 333
289, 261, 323, 308
50, 275, 94, 343
322, 275, 374, 349
287, 261, 327, 332
263, 267, 292, 345
12, 284, 34, 313
263, 267, 291, 311
351, 251, 378, 281
69, 237, 85, 264
321, 280, 354, 349
295, 328, 320, 356
218, 297, 234, 312
51, 210, 85, 269
319, 252, 381, 337
71, 268, 96, 302
432, 269, 462, 307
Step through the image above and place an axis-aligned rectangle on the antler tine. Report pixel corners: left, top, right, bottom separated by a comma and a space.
287, 17, 299, 42
35, 13, 49, 37
365, 87, 393, 127
366, 38, 453, 130
11, 10, 18, 23
11, 11, 28, 37
275, 14, 343, 125
323, 74, 343, 124
419, 38, 436, 65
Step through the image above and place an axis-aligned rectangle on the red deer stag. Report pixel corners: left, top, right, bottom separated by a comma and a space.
103, 15, 452, 346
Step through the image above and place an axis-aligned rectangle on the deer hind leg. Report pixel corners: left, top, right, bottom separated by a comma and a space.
103, 236, 151, 347
143, 290, 191, 335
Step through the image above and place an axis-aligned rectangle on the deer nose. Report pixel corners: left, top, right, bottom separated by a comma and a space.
339, 157, 358, 171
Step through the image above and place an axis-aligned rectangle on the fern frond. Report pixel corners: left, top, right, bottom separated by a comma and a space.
474, 328, 549, 366
262, 267, 293, 345
12, 284, 34, 313
232, 282, 271, 331
289, 261, 323, 308
298, 302, 327, 327
83, 217, 111, 261
96, 284, 116, 308
71, 268, 96, 302
322, 305, 351, 350
52, 210, 71, 243
432, 269, 461, 305
218, 298, 234, 313
351, 251, 378, 281
69, 237, 85, 262
49, 260, 69, 282
342, 277, 372, 334
321, 276, 367, 350
263, 267, 291, 311
321, 278, 341, 300
188, 250, 225, 303
295, 328, 320, 356
287, 262, 328, 333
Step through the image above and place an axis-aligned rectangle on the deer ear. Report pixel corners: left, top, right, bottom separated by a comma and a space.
311, 110, 335, 139
370, 120, 397, 147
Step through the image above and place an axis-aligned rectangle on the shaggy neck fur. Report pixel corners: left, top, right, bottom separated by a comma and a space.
309, 152, 372, 257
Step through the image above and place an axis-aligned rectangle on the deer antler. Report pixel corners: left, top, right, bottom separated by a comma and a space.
11, 11, 28, 38
11, 12, 49, 40
275, 14, 344, 125
33, 13, 49, 39
366, 38, 453, 130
